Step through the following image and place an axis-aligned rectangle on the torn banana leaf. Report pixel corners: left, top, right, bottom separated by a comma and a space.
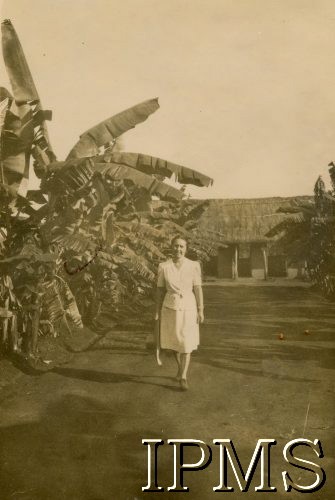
0, 96, 9, 133
26, 190, 47, 205
94, 162, 184, 201
67, 98, 159, 160
107, 152, 213, 187
1, 20, 38, 102
1, 19, 54, 164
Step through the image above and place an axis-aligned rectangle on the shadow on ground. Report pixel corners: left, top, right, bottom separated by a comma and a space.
0, 394, 163, 500
0, 285, 334, 499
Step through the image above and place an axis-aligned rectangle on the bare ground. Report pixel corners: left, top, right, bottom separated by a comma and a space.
0, 283, 334, 499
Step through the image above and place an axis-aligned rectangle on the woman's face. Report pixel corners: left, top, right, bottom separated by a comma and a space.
172, 238, 187, 259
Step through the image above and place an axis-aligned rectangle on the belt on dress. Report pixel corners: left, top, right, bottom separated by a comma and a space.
163, 291, 195, 310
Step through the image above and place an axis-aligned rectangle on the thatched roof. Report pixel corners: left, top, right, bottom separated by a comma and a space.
195, 196, 313, 244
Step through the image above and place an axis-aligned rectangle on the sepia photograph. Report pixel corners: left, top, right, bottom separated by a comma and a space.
0, 0, 334, 498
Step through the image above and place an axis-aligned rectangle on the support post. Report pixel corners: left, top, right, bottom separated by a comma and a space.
262, 247, 268, 280
0, 161, 4, 184
232, 245, 238, 280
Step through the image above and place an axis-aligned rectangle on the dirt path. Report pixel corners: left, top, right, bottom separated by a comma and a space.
0, 285, 334, 499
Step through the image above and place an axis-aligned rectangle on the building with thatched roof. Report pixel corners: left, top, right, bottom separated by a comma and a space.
196, 196, 313, 279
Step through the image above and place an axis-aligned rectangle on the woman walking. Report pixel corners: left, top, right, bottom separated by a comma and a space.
155, 236, 204, 390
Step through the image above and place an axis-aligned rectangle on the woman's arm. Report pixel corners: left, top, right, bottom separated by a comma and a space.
193, 285, 204, 323
155, 287, 165, 320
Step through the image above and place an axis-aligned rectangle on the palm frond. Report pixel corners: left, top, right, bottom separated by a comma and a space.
55, 276, 83, 328
115, 221, 162, 239
180, 200, 210, 220
156, 220, 192, 237
266, 213, 309, 238
323, 193, 335, 203
119, 246, 155, 281
126, 233, 165, 258
42, 277, 83, 329
276, 199, 315, 215
52, 232, 98, 254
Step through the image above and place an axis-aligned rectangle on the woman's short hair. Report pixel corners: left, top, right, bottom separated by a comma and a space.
171, 235, 188, 247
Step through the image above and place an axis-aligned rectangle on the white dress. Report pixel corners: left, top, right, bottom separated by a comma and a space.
157, 258, 202, 354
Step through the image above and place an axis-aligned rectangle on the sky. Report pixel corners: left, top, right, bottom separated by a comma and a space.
1, 0, 335, 198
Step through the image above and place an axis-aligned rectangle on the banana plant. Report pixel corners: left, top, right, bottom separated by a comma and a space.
0, 19, 213, 357
266, 173, 335, 298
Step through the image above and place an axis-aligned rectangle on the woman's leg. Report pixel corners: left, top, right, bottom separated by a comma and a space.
174, 351, 181, 379
180, 353, 191, 380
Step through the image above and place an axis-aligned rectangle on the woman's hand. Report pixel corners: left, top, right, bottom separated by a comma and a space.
197, 309, 204, 323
